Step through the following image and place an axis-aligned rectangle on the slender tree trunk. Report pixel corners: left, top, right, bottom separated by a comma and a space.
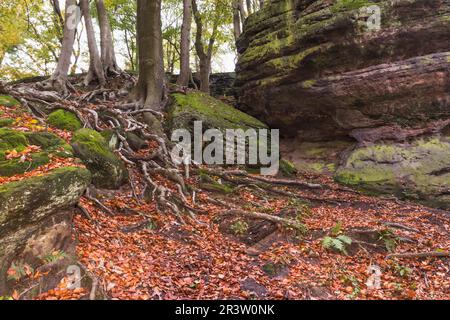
177, 0, 192, 87
134, 0, 164, 110
233, 0, 242, 42
238, 0, 247, 21
192, 0, 216, 94
96, 0, 120, 76
246, 0, 253, 15
80, 0, 105, 87
46, 0, 79, 94
198, 56, 211, 93
50, 0, 65, 42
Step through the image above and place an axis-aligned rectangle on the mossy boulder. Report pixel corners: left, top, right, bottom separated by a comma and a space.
0, 130, 73, 177
281, 140, 351, 175
279, 159, 298, 177
0, 95, 19, 107
71, 128, 128, 189
25, 132, 73, 158
0, 128, 28, 155
335, 137, 450, 209
167, 91, 268, 133
0, 118, 14, 127
0, 167, 91, 235
0, 166, 90, 293
47, 109, 82, 131
100, 129, 119, 150
0, 153, 50, 177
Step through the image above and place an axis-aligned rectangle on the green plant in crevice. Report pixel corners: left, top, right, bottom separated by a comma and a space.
341, 273, 361, 299
230, 220, 249, 236
321, 222, 353, 255
43, 250, 67, 264
378, 229, 399, 252
390, 260, 413, 278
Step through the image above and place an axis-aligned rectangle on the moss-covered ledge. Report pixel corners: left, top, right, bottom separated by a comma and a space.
167, 91, 268, 133
0, 167, 91, 235
0, 130, 74, 177
334, 136, 450, 209
71, 128, 128, 189
47, 109, 82, 131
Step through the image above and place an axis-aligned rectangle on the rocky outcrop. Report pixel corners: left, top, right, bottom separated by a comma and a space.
236, 0, 450, 139
167, 91, 267, 133
335, 136, 450, 208
0, 167, 91, 294
47, 109, 82, 131
71, 128, 128, 189
236, 0, 450, 207
0, 129, 73, 177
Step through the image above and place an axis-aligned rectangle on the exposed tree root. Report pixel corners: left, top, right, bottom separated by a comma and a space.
386, 251, 449, 260
223, 209, 306, 232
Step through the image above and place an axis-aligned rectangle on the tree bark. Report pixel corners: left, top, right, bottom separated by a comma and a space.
96, 0, 120, 76
177, 0, 192, 87
50, 0, 65, 42
246, 0, 253, 15
238, 0, 247, 21
133, 0, 165, 110
192, 0, 218, 94
80, 0, 106, 87
233, 0, 242, 42
46, 0, 79, 94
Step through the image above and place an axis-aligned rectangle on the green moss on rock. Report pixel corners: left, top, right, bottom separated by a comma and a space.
0, 95, 19, 107
167, 91, 268, 133
71, 128, 128, 189
0, 118, 14, 127
100, 129, 119, 150
279, 159, 298, 177
47, 109, 82, 131
0, 167, 91, 235
0, 152, 50, 177
0, 128, 28, 160
26, 131, 73, 158
335, 137, 450, 208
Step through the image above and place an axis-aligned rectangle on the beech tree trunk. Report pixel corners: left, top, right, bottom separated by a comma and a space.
133, 0, 165, 110
233, 0, 242, 42
80, 0, 106, 87
177, 0, 192, 87
96, 0, 120, 76
238, 0, 247, 21
246, 0, 253, 14
192, 0, 218, 94
46, 0, 79, 94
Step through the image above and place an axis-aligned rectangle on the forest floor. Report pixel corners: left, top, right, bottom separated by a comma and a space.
1, 92, 449, 301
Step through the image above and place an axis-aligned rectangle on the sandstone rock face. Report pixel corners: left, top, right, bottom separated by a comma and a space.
236, 0, 450, 140
0, 167, 91, 235
236, 0, 450, 207
0, 167, 91, 294
335, 136, 450, 209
